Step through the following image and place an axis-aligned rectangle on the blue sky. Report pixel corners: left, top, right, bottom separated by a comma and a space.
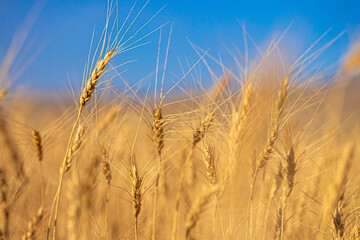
1, 0, 360, 92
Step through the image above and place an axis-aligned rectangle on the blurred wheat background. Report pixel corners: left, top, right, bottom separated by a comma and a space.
0, 1, 360, 240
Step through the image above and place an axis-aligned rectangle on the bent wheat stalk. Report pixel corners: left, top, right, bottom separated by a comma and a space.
49, 50, 114, 240
247, 76, 289, 239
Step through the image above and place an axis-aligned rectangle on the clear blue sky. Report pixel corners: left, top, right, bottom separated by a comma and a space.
1, 0, 360, 92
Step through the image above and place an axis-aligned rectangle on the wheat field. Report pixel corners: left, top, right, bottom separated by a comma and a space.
0, 2, 360, 240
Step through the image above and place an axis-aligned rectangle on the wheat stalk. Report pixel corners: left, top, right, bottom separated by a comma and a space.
274, 147, 297, 240
171, 110, 215, 240
263, 163, 282, 239
129, 153, 142, 240
247, 76, 289, 239
0, 169, 8, 239
49, 47, 115, 239
67, 173, 80, 240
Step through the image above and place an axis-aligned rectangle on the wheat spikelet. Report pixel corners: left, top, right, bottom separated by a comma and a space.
21, 206, 43, 240
80, 50, 115, 108
32, 130, 42, 162
100, 147, 112, 184
0, 169, 8, 239
62, 125, 85, 174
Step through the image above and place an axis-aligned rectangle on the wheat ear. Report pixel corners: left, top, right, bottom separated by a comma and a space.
151, 106, 165, 240
129, 154, 142, 240
247, 76, 288, 239
32, 129, 46, 202
202, 141, 217, 185
228, 83, 253, 169
100, 147, 112, 240
50, 49, 115, 240
21, 206, 43, 240
262, 163, 282, 240
171, 110, 215, 240
32, 130, 42, 162
80, 50, 115, 108
332, 193, 346, 240
49, 124, 85, 240
274, 147, 296, 240
321, 144, 354, 231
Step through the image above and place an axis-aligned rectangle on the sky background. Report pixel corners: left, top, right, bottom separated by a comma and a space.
1, 0, 360, 93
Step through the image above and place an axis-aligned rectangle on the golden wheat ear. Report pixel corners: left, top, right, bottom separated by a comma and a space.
32, 130, 42, 162
80, 50, 115, 109
129, 153, 143, 240
21, 206, 43, 240
62, 124, 86, 174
